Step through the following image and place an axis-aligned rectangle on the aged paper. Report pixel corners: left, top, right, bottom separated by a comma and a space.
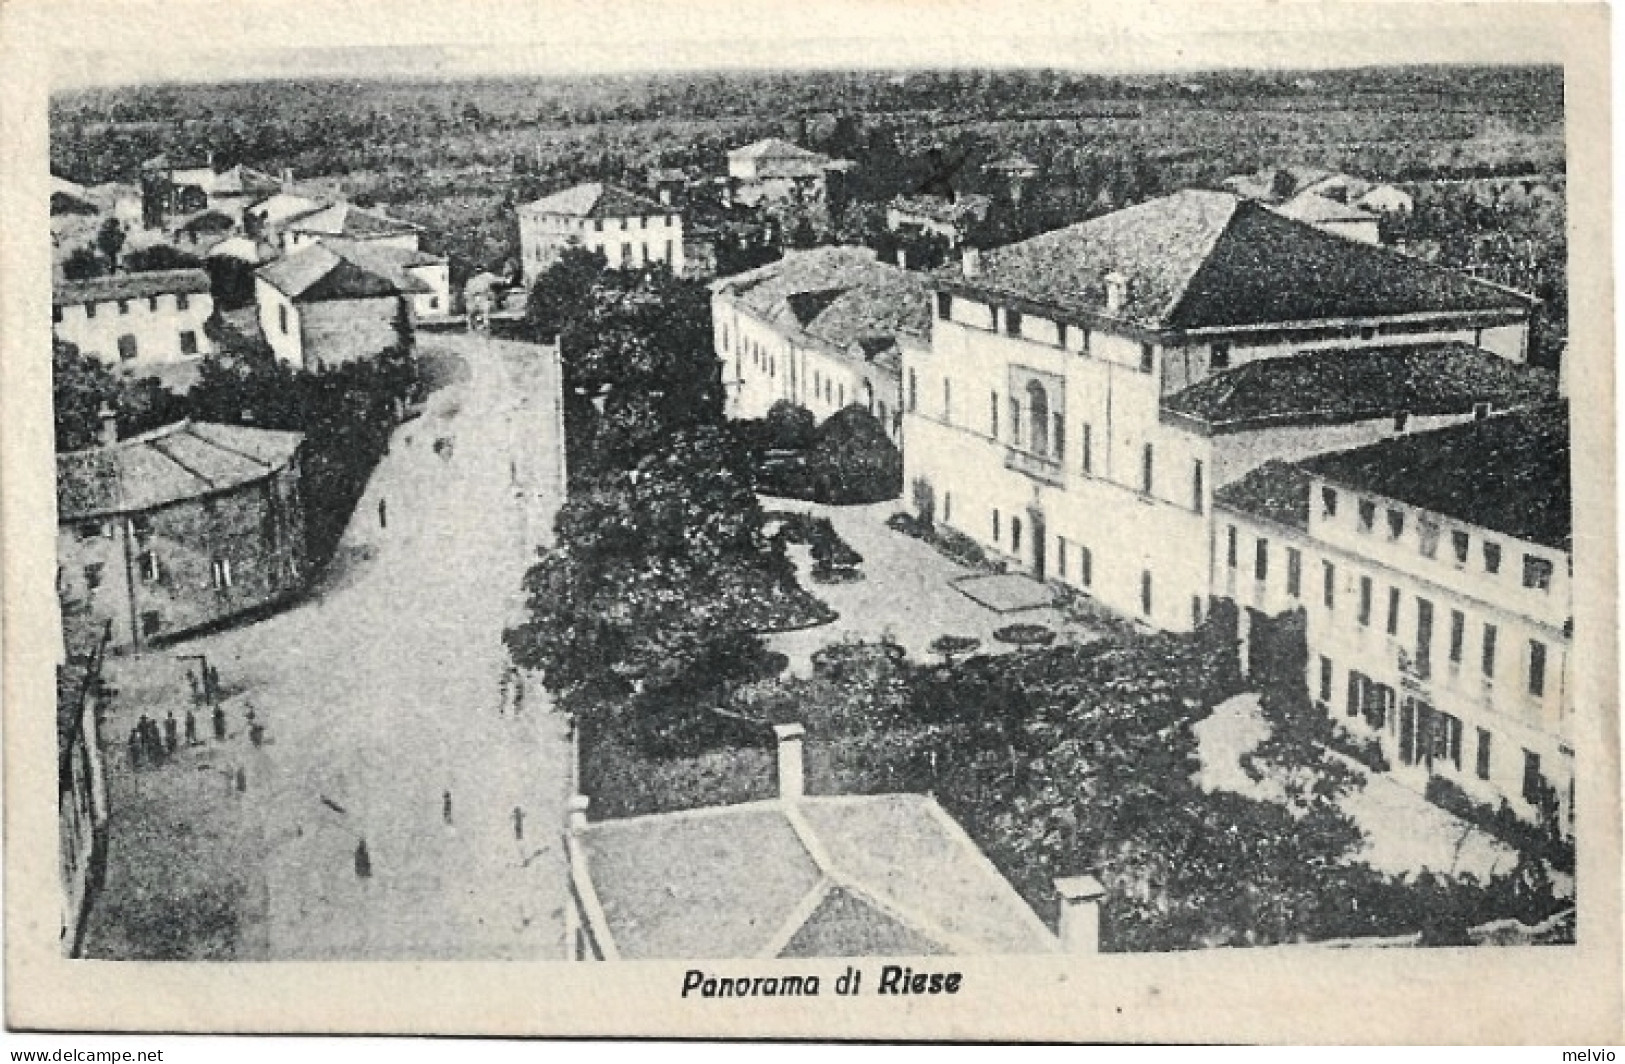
2, 0, 1619, 1043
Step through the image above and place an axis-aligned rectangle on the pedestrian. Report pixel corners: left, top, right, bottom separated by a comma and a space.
512, 806, 524, 841
138, 715, 158, 764
378, 497, 388, 529
355, 839, 372, 879
442, 790, 453, 824
204, 664, 219, 703
235, 766, 247, 793
128, 727, 143, 770
164, 711, 178, 756
185, 710, 197, 746
250, 721, 265, 748
186, 669, 200, 703
212, 704, 226, 741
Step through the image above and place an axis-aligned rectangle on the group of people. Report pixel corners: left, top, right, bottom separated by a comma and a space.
126, 662, 266, 772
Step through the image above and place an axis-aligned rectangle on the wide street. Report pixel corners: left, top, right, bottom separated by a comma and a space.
91, 328, 571, 960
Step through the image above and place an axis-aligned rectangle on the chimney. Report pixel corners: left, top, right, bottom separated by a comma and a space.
567, 794, 590, 832
773, 723, 805, 801
961, 246, 981, 278
97, 404, 118, 448
1054, 875, 1106, 954
1104, 271, 1129, 314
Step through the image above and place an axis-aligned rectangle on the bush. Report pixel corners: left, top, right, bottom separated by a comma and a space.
1424, 775, 1575, 874
763, 400, 817, 451
1326, 724, 1392, 774
805, 406, 903, 504
911, 477, 936, 528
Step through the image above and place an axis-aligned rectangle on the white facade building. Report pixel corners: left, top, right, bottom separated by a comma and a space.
53, 269, 215, 367
255, 243, 421, 369
517, 183, 683, 286
902, 190, 1540, 633
1214, 406, 1572, 835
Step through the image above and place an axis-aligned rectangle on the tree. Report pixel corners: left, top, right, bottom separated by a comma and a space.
62, 246, 104, 281
523, 245, 607, 343
124, 244, 204, 273
95, 218, 126, 272
52, 340, 118, 451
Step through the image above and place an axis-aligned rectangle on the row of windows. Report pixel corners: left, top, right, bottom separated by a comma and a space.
1321, 487, 1558, 593
101, 552, 235, 590
933, 295, 1156, 373
535, 213, 677, 232
1236, 523, 1552, 698
55, 293, 194, 323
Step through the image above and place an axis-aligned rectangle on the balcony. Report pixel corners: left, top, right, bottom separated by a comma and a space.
1004, 446, 1065, 488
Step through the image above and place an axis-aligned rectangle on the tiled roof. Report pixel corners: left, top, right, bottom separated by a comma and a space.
283, 201, 421, 239
246, 193, 324, 225
729, 138, 827, 162
56, 420, 303, 521
1214, 460, 1313, 531
1163, 343, 1558, 432
257, 243, 429, 302
940, 190, 1531, 333
519, 182, 667, 219
54, 269, 212, 307
1299, 403, 1571, 552
1274, 190, 1378, 225
575, 794, 1057, 959
716, 246, 931, 358
211, 164, 282, 197
889, 193, 992, 225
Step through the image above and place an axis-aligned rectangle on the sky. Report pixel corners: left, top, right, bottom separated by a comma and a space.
37, 0, 1577, 91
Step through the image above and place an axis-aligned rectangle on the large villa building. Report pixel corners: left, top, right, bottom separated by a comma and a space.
902, 189, 1544, 633
517, 182, 684, 285
1215, 405, 1572, 835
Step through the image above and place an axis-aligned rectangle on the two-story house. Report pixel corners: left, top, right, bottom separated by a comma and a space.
53, 269, 215, 368
1213, 405, 1572, 834
517, 183, 684, 285
903, 189, 1539, 632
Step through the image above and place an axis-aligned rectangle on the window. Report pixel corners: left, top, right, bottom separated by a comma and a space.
1522, 750, 1543, 804
1210, 342, 1230, 370
1358, 499, 1376, 533
138, 550, 160, 583
1318, 656, 1333, 702
1358, 576, 1372, 626
1523, 554, 1554, 591
1322, 561, 1336, 610
1449, 609, 1465, 664
1474, 401, 1491, 421
621, 243, 633, 266
1386, 508, 1405, 540
1140, 570, 1153, 616
990, 391, 999, 438
140, 610, 161, 637
1528, 639, 1547, 696
1393, 411, 1409, 432
936, 292, 952, 319
1414, 597, 1433, 678
177, 294, 190, 311
75, 520, 104, 540
83, 563, 103, 590
594, 219, 603, 232
210, 557, 234, 589
1484, 541, 1502, 574
1009, 395, 1021, 443
1192, 460, 1204, 513
908, 370, 918, 412
1024, 381, 1047, 453
1452, 530, 1470, 565
1081, 423, 1092, 474
53, 305, 62, 323
1140, 444, 1154, 495
1226, 525, 1238, 568
148, 296, 159, 311
1058, 537, 1068, 578
278, 304, 289, 335
1053, 414, 1065, 461
85, 302, 96, 319
1011, 517, 1023, 553
1418, 519, 1440, 559
1080, 546, 1093, 588
1321, 487, 1338, 518
992, 509, 1000, 542
1387, 586, 1401, 635
1476, 728, 1492, 780
429, 296, 440, 310
1191, 596, 1203, 628
179, 330, 198, 355
1482, 623, 1499, 678
117, 334, 138, 361
1254, 538, 1269, 582
1005, 309, 1022, 337
130, 514, 152, 542
943, 492, 952, 522
1057, 323, 1069, 349
1139, 343, 1155, 374
665, 240, 674, 262
118, 299, 130, 315
1286, 548, 1301, 598
942, 379, 952, 423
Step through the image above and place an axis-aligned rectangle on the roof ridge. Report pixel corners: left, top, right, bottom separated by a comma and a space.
144, 434, 218, 492
1155, 195, 1251, 326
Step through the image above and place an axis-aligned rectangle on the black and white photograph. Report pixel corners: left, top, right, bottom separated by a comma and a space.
3, 0, 1618, 1044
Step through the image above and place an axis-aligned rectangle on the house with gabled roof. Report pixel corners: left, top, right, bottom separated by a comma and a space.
712, 246, 932, 439
1213, 405, 1572, 836
256, 242, 423, 369
279, 201, 424, 254
53, 269, 215, 368
726, 138, 855, 209
1272, 189, 1382, 244
565, 725, 1095, 960
56, 412, 307, 651
903, 189, 1541, 632
517, 181, 684, 284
